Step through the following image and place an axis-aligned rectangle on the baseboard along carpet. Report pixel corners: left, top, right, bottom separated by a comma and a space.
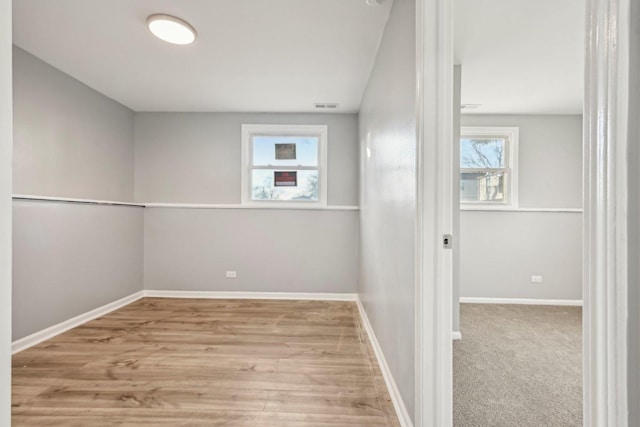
453, 303, 582, 427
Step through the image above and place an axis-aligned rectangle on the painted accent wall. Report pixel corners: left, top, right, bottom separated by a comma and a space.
358, 0, 416, 420
459, 114, 582, 300
13, 47, 135, 202
134, 112, 358, 206
0, 0, 12, 420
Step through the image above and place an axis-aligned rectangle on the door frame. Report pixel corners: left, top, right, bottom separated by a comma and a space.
415, 0, 633, 425
0, 0, 11, 424
583, 0, 631, 424
415, 0, 454, 424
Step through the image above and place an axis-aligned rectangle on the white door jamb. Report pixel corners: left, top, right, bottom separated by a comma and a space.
583, 0, 631, 424
415, 0, 454, 424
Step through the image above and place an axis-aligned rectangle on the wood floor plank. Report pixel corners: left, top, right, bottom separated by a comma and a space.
12, 407, 394, 427
12, 298, 399, 426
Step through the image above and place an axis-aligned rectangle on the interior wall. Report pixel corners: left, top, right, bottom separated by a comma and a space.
134, 112, 358, 206
12, 202, 144, 340
144, 208, 357, 293
136, 112, 360, 294
460, 211, 581, 299
12, 47, 143, 340
0, 0, 12, 420
12, 47, 135, 202
358, 0, 416, 419
460, 114, 583, 300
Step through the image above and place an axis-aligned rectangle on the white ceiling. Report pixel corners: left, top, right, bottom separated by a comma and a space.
14, 0, 585, 115
13, 0, 392, 113
454, 0, 585, 114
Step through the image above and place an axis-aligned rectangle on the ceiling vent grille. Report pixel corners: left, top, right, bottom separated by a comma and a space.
315, 103, 339, 109
461, 104, 481, 111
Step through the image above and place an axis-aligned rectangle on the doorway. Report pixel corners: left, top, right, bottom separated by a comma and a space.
415, 0, 633, 425
451, 0, 584, 424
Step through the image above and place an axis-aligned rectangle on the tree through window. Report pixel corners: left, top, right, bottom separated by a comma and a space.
460, 127, 519, 207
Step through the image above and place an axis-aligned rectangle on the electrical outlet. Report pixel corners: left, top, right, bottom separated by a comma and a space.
226, 271, 237, 279
531, 275, 543, 283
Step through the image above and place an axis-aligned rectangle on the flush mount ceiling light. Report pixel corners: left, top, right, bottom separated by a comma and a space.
365, 0, 386, 6
147, 14, 197, 45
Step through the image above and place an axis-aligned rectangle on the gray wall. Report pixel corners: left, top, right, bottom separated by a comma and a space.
134, 113, 358, 206
13, 201, 144, 340
12, 47, 143, 341
628, 0, 639, 422
358, 0, 416, 420
136, 112, 360, 295
459, 115, 583, 300
13, 47, 135, 201
144, 208, 357, 293
0, 0, 11, 420
460, 210, 582, 299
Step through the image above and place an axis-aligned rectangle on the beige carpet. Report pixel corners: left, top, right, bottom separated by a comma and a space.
453, 304, 582, 427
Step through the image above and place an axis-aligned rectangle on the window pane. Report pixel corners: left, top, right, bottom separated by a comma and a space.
252, 169, 319, 201
461, 171, 508, 202
252, 135, 318, 167
460, 138, 506, 168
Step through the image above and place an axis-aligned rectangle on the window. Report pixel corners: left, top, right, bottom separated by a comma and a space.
241, 124, 328, 205
460, 127, 519, 208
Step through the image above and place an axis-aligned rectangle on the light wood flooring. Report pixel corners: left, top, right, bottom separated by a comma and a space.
12, 298, 400, 426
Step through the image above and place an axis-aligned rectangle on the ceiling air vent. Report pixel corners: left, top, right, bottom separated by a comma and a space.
315, 103, 339, 110
461, 104, 481, 111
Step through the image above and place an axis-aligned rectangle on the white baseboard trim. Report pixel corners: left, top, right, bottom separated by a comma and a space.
452, 331, 462, 340
459, 297, 583, 306
143, 290, 358, 301
12, 291, 145, 354
355, 297, 413, 427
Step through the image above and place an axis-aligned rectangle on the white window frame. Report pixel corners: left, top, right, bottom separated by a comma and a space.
241, 124, 328, 207
460, 126, 519, 210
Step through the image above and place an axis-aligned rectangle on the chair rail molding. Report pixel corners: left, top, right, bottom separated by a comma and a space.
583, 0, 631, 424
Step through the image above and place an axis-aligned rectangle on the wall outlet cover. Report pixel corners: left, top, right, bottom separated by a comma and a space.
531, 275, 543, 283
226, 271, 237, 278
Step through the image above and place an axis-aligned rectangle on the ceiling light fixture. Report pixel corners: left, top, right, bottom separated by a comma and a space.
147, 14, 197, 45
365, 0, 386, 6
